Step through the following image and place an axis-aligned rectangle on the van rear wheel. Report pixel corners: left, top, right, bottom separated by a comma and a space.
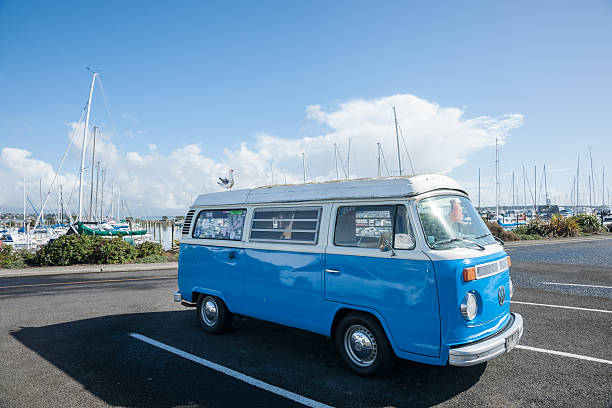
196, 295, 232, 334
335, 312, 394, 377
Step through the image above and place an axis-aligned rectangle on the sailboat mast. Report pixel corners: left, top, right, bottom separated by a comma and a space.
89, 125, 98, 221
39, 178, 43, 225
100, 169, 105, 221
589, 175, 592, 208
576, 156, 580, 212
377, 142, 381, 178
534, 165, 537, 215
347, 138, 351, 180
57, 185, 60, 224
110, 182, 114, 220
95, 161, 100, 222
334, 143, 338, 180
301, 153, 306, 183
78, 72, 97, 222
589, 148, 595, 206
544, 165, 549, 204
512, 171, 515, 208
478, 168, 481, 211
495, 138, 499, 219
393, 107, 401, 176
23, 177, 26, 231
523, 169, 526, 214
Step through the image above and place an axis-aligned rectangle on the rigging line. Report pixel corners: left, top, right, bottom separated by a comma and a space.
29, 106, 86, 233
396, 121, 415, 174
379, 144, 391, 176
96, 76, 121, 141
537, 166, 545, 206
335, 145, 348, 179
522, 166, 536, 207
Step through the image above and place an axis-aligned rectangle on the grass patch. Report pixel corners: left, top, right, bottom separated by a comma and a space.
135, 254, 169, 263
2, 260, 28, 269
515, 233, 541, 240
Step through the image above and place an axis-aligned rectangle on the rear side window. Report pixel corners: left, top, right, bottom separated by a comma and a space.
192, 209, 247, 240
334, 204, 415, 249
250, 207, 322, 244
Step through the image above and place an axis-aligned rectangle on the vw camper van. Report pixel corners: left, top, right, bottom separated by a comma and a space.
174, 174, 523, 376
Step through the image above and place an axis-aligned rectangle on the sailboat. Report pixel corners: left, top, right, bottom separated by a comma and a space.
25, 71, 149, 246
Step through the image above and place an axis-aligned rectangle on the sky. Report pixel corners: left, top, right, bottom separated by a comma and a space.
0, 1, 611, 216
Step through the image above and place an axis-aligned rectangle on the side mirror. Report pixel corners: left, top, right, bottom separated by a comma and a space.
379, 231, 393, 252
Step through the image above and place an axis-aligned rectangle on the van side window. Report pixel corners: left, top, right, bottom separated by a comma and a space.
334, 205, 415, 249
250, 207, 321, 244
192, 209, 247, 240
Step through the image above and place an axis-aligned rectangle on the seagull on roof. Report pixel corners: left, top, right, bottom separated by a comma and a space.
218, 169, 235, 190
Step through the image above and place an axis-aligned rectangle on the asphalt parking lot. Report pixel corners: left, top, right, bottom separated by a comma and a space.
1, 238, 610, 407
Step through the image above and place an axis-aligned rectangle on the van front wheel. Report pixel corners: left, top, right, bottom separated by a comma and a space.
196, 295, 232, 334
335, 313, 394, 377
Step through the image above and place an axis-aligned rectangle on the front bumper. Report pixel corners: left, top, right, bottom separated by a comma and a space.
448, 312, 523, 366
174, 291, 196, 307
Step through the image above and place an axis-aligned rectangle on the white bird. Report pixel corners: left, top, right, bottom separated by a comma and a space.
217, 169, 235, 190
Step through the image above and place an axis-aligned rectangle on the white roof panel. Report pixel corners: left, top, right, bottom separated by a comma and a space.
191, 174, 466, 208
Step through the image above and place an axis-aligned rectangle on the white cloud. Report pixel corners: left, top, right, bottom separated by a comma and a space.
0, 94, 523, 215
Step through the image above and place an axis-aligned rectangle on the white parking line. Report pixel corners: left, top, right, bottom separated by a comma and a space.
541, 282, 612, 289
516, 345, 612, 365
129, 333, 333, 408
512, 301, 612, 314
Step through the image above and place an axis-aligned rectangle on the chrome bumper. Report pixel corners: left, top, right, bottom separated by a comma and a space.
174, 291, 196, 307
448, 313, 523, 366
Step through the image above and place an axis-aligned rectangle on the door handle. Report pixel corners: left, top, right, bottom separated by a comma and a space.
228, 251, 235, 260
325, 268, 340, 274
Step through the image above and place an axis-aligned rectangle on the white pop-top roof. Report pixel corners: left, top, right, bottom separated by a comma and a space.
191, 174, 466, 208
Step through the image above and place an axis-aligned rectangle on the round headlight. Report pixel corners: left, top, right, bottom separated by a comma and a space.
461, 292, 478, 320
509, 278, 514, 299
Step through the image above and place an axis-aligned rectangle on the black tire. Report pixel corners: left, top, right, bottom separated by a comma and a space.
196, 294, 233, 334
334, 312, 394, 377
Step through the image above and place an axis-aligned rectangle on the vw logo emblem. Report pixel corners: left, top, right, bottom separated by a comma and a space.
498, 286, 506, 305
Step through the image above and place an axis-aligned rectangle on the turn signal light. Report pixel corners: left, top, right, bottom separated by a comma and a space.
463, 267, 476, 282
507, 256, 511, 267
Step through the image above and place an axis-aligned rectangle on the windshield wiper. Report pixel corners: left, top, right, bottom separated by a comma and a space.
433, 237, 485, 250
474, 232, 492, 239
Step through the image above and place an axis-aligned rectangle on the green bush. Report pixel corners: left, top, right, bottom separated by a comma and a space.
136, 241, 163, 258
484, 221, 520, 241
523, 219, 544, 236
573, 214, 603, 233
513, 225, 528, 235
91, 237, 137, 264
35, 235, 137, 266
533, 215, 580, 238
35, 234, 98, 266
0, 245, 22, 267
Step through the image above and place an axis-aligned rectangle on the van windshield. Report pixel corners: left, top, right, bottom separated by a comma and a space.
417, 195, 496, 250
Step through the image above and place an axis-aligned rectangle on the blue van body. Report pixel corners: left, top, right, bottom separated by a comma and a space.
176, 175, 523, 366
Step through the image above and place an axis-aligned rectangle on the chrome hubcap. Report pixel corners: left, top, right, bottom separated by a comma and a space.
344, 324, 377, 367
202, 297, 219, 326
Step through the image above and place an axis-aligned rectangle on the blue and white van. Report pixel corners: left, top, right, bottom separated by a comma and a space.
174, 174, 523, 376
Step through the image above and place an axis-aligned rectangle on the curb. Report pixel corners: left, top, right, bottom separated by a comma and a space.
0, 262, 178, 278
504, 234, 612, 247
